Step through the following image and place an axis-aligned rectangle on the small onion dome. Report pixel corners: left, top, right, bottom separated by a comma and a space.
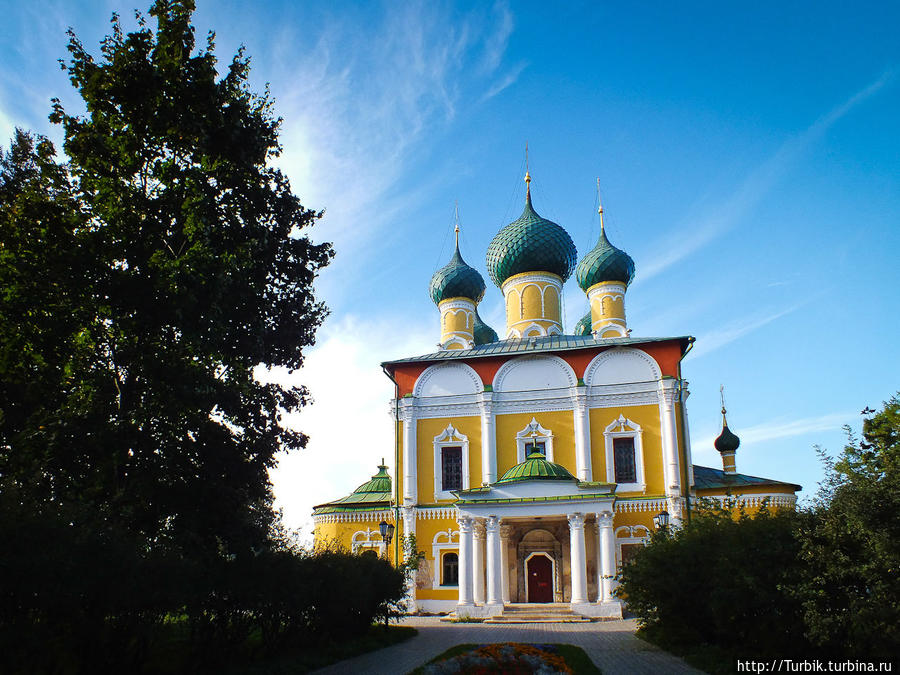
575, 228, 635, 291
428, 242, 486, 305
473, 308, 499, 345
573, 310, 592, 336
496, 450, 577, 484
486, 191, 577, 288
714, 422, 741, 454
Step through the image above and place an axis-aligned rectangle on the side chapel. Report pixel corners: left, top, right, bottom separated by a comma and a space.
313, 171, 800, 618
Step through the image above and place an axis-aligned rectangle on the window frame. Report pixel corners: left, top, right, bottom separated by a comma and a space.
515, 417, 555, 463
441, 551, 459, 586
433, 425, 469, 500
603, 415, 646, 493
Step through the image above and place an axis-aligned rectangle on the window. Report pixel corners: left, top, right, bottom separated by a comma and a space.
442, 552, 459, 586
620, 543, 643, 566
441, 446, 462, 491
613, 437, 636, 483
524, 441, 546, 456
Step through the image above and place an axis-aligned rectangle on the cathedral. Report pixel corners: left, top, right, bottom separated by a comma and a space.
312, 171, 800, 618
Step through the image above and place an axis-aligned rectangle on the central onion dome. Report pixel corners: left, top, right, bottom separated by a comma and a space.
574, 311, 592, 336
428, 241, 486, 305
496, 450, 577, 484
486, 185, 577, 288
575, 226, 635, 291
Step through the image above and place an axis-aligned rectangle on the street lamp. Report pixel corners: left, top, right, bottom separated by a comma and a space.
653, 510, 670, 531
379, 520, 395, 560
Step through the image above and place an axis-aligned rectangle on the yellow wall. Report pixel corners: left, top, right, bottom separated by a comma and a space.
589, 404, 664, 496
494, 410, 575, 477
414, 516, 460, 601
416, 416, 482, 502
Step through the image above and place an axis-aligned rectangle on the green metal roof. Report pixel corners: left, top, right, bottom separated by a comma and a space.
455, 492, 614, 506
485, 192, 577, 287
573, 310, 592, 336
428, 243, 486, 305
473, 308, 499, 345
692, 465, 801, 491
312, 463, 392, 514
496, 451, 577, 484
575, 228, 635, 291
381, 334, 694, 367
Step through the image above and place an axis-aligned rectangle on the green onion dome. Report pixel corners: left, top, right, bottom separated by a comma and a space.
714, 421, 741, 454
429, 242, 486, 305
496, 451, 577, 484
473, 308, 499, 345
573, 310, 592, 336
486, 190, 577, 288
575, 227, 635, 291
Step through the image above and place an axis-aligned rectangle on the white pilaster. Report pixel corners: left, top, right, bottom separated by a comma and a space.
573, 389, 592, 481
457, 515, 474, 608
400, 399, 418, 504
567, 512, 589, 605
402, 507, 417, 612
480, 393, 496, 484
485, 516, 503, 609
658, 380, 681, 520
499, 524, 512, 603
681, 382, 696, 489
473, 521, 485, 605
597, 510, 617, 603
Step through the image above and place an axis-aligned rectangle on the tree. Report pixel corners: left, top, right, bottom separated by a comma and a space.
0, 0, 333, 558
792, 395, 900, 659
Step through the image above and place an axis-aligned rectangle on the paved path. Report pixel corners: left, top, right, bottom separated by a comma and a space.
312, 616, 703, 674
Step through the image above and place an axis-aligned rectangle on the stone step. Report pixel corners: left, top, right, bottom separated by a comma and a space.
483, 603, 593, 624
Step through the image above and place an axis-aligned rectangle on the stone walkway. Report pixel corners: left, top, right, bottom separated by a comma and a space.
312, 616, 703, 674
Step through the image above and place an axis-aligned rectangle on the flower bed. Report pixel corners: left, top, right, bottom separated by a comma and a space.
422, 643, 573, 674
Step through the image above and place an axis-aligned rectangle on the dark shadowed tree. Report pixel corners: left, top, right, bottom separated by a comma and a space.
0, 0, 333, 558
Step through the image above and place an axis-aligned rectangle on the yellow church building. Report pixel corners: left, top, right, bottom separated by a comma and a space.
313, 172, 800, 619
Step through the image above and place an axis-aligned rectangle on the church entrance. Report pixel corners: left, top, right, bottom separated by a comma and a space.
526, 553, 553, 602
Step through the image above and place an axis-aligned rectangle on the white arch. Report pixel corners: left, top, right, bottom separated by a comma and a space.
493, 355, 577, 392
584, 347, 662, 387
414, 362, 483, 398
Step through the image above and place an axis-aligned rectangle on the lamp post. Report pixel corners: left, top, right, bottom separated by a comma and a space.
653, 510, 670, 532
379, 520, 395, 561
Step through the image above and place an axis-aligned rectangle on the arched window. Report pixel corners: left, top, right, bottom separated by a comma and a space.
442, 552, 459, 586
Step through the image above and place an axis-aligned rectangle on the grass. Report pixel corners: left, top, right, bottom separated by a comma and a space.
407, 642, 602, 675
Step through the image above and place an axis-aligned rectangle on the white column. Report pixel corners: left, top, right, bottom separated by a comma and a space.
573, 389, 592, 481
402, 507, 417, 612
480, 393, 496, 484
681, 382, 696, 488
473, 521, 486, 605
400, 399, 418, 504
457, 515, 474, 607
485, 516, 503, 607
596, 511, 617, 602
499, 524, 512, 603
567, 512, 588, 605
658, 380, 681, 521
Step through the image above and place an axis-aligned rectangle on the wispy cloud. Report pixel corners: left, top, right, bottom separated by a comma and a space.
695, 411, 853, 451
688, 303, 802, 359
481, 61, 528, 102
640, 68, 897, 282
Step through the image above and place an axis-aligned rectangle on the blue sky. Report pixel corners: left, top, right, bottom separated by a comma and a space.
2, 1, 898, 536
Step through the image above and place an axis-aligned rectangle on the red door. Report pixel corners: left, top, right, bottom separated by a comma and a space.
527, 555, 553, 602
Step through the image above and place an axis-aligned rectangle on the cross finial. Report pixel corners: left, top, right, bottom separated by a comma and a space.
720, 385, 728, 420
454, 201, 460, 249
597, 178, 604, 234
524, 142, 531, 198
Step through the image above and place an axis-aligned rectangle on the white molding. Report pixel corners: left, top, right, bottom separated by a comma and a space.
613, 525, 651, 567
351, 527, 386, 556
441, 335, 474, 350
584, 347, 662, 389
417, 507, 456, 520
413, 362, 483, 398
699, 493, 798, 509
523, 551, 556, 603
603, 414, 647, 493
432, 529, 460, 588
313, 510, 394, 524
515, 417, 555, 463
433, 424, 470, 501
493, 354, 578, 392
614, 498, 667, 513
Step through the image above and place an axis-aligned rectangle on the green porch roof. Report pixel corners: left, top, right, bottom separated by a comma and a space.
693, 465, 801, 492
312, 463, 393, 515
496, 450, 577, 483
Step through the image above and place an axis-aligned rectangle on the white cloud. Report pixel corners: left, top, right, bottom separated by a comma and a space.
687, 303, 801, 359
267, 314, 433, 541
695, 411, 853, 452
639, 69, 896, 282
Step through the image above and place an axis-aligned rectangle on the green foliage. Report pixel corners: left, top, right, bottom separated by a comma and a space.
791, 395, 900, 659
618, 504, 805, 660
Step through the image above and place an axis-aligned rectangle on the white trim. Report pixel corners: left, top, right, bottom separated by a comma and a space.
583, 347, 662, 388
432, 529, 460, 588
351, 527, 386, 556
433, 424, 470, 501
523, 551, 556, 603
603, 414, 647, 493
614, 525, 651, 568
313, 510, 394, 524
614, 498, 667, 513
493, 354, 578, 392
413, 362, 483, 399
698, 493, 798, 509
515, 417, 555, 463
